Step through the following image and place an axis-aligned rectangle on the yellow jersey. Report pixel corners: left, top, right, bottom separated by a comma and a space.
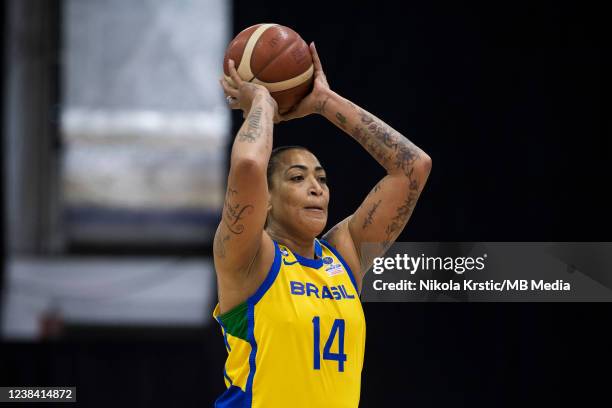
213, 238, 366, 408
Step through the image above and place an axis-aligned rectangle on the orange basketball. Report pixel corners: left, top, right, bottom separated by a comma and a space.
223, 23, 314, 114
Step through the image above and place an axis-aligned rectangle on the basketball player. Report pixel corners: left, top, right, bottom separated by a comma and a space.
214, 42, 431, 407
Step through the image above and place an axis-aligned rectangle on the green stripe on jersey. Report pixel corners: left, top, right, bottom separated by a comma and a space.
217, 301, 248, 341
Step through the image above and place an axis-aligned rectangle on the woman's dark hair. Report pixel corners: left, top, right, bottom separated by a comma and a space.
266, 145, 311, 189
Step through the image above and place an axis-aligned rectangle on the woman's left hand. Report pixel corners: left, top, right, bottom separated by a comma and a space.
278, 42, 332, 121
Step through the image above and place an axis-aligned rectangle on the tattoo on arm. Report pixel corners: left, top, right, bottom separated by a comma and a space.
384, 169, 420, 242
355, 113, 422, 239
394, 145, 420, 178
351, 112, 421, 177
238, 107, 263, 143
223, 187, 254, 234
352, 125, 391, 166
335, 112, 347, 129
362, 199, 382, 230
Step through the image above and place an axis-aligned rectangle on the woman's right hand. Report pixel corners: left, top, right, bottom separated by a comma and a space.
221, 59, 279, 120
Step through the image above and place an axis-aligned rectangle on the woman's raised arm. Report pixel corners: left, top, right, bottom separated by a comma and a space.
214, 60, 279, 278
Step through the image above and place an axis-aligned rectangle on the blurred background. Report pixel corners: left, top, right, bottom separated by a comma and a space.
1, 0, 610, 407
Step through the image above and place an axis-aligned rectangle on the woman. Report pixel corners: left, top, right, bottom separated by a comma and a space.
214, 42, 431, 408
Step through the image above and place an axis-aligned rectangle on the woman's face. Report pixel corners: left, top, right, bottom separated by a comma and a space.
268, 149, 330, 238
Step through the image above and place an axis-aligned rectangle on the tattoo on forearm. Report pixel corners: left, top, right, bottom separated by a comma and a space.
352, 125, 391, 166
335, 112, 347, 129
360, 114, 397, 150
351, 112, 421, 178
362, 199, 382, 230
223, 187, 254, 234
331, 107, 427, 263
314, 96, 330, 114
395, 145, 419, 177
238, 107, 263, 143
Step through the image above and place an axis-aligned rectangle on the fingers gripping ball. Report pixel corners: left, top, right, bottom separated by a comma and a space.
224, 23, 314, 114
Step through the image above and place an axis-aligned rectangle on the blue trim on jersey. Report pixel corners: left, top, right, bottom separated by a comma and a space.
217, 319, 232, 352
246, 240, 281, 407
315, 239, 323, 258
215, 241, 282, 407
214, 384, 246, 408
245, 299, 257, 408
293, 252, 323, 269
292, 239, 324, 269
249, 241, 282, 304
319, 239, 360, 295
223, 368, 233, 385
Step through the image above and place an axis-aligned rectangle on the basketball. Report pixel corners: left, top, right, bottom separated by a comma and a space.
223, 23, 314, 114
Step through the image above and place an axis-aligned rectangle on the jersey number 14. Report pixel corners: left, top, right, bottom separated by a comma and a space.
312, 316, 347, 372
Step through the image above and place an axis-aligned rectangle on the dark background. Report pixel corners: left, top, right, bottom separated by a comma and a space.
2, 0, 610, 407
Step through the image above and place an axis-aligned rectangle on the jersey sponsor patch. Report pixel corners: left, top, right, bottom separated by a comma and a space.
325, 262, 343, 276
